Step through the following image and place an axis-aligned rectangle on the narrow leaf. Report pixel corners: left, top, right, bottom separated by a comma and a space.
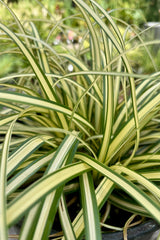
80, 172, 102, 240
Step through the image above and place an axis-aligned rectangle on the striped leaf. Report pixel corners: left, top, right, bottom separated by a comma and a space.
0, 121, 15, 240
28, 131, 79, 239
0, 23, 55, 101
80, 172, 102, 240
7, 162, 91, 226
75, 153, 160, 223
59, 194, 76, 240
30, 22, 68, 129
0, 91, 94, 131
7, 135, 52, 177
7, 150, 55, 196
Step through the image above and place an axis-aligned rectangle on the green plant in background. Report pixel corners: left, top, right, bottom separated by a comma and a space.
0, 55, 22, 77
145, 0, 160, 22
0, 0, 160, 240
103, 0, 146, 26
1, 0, 159, 75
0, 0, 87, 76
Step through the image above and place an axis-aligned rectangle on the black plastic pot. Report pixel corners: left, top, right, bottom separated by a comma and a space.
102, 220, 160, 240
9, 219, 160, 240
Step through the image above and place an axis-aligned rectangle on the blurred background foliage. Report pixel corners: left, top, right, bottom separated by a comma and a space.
0, 0, 160, 77
4, 0, 160, 23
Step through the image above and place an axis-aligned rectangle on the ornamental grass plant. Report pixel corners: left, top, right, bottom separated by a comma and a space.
0, 0, 160, 239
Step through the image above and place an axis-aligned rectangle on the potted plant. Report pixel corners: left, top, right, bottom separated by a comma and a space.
0, 0, 160, 239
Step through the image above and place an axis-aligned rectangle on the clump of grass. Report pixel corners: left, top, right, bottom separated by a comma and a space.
0, 0, 160, 239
